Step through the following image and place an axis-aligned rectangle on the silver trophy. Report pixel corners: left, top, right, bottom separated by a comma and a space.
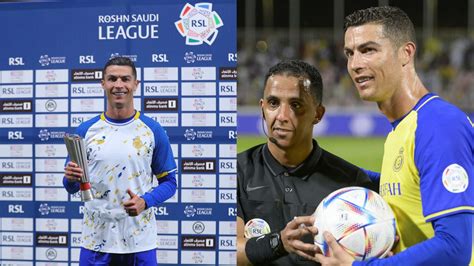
64, 134, 93, 202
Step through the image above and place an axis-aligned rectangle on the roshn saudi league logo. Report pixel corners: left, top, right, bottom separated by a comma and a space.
175, 3, 224, 45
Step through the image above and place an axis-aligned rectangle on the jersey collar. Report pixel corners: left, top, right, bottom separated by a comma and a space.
262, 139, 322, 180
101, 110, 140, 125
391, 93, 437, 129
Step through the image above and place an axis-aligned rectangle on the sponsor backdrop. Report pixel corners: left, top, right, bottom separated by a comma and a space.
0, 0, 237, 265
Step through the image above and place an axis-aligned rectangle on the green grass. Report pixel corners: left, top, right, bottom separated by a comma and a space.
237, 136, 385, 171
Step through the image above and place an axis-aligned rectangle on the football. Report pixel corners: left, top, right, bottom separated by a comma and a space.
313, 186, 396, 260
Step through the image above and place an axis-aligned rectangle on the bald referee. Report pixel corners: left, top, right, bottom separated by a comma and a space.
237, 60, 377, 265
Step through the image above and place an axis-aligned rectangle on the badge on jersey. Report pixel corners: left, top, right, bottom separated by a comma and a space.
244, 218, 271, 238
442, 163, 469, 193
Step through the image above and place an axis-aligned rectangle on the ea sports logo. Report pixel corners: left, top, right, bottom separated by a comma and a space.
175, 3, 223, 45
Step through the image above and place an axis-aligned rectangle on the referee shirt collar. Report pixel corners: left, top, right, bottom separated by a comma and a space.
262, 139, 322, 180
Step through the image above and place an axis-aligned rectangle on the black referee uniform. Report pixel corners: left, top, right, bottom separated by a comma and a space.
237, 140, 377, 265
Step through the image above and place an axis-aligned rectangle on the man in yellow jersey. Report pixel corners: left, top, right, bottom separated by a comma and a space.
313, 6, 473, 266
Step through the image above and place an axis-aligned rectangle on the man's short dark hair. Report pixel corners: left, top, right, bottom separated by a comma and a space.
102, 56, 137, 80
263, 60, 323, 105
344, 6, 416, 48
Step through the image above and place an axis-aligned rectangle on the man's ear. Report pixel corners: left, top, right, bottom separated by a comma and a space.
314, 105, 325, 124
400, 41, 416, 67
260, 99, 265, 120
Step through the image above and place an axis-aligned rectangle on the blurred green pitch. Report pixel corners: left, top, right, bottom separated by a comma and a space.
237, 136, 385, 172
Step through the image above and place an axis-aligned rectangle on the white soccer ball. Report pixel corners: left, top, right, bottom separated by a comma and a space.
313, 186, 396, 261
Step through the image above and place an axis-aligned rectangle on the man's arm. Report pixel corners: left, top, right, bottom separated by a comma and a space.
315, 212, 473, 265
63, 161, 81, 194
361, 168, 381, 183
238, 215, 318, 265
141, 170, 177, 208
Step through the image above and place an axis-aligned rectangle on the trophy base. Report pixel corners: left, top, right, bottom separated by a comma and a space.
81, 189, 94, 202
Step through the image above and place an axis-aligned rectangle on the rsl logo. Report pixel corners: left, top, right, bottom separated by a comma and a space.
175, 3, 224, 45
393, 147, 404, 172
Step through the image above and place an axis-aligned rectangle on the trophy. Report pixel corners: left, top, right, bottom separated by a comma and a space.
64, 134, 93, 202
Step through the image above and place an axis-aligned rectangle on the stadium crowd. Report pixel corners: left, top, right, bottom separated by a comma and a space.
238, 33, 474, 112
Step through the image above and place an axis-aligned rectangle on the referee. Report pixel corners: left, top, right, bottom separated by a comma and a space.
237, 60, 377, 265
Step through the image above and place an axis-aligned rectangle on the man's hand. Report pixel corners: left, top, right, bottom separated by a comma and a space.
123, 189, 146, 216
314, 232, 354, 266
64, 162, 83, 182
280, 216, 319, 261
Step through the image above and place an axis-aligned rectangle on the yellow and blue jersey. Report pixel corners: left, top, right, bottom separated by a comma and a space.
380, 93, 473, 260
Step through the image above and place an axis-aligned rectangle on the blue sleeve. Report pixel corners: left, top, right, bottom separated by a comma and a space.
140, 114, 177, 207
361, 168, 381, 183
62, 174, 80, 194
141, 170, 177, 208
353, 213, 473, 266
415, 101, 473, 220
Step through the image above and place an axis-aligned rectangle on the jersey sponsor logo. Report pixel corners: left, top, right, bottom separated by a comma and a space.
175, 3, 223, 46
442, 163, 469, 193
392, 147, 404, 172
380, 182, 402, 197
219, 67, 237, 80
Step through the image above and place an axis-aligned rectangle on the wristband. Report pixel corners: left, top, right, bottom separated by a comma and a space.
245, 231, 288, 264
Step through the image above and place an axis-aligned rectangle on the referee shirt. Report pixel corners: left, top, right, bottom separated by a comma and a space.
237, 140, 377, 265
